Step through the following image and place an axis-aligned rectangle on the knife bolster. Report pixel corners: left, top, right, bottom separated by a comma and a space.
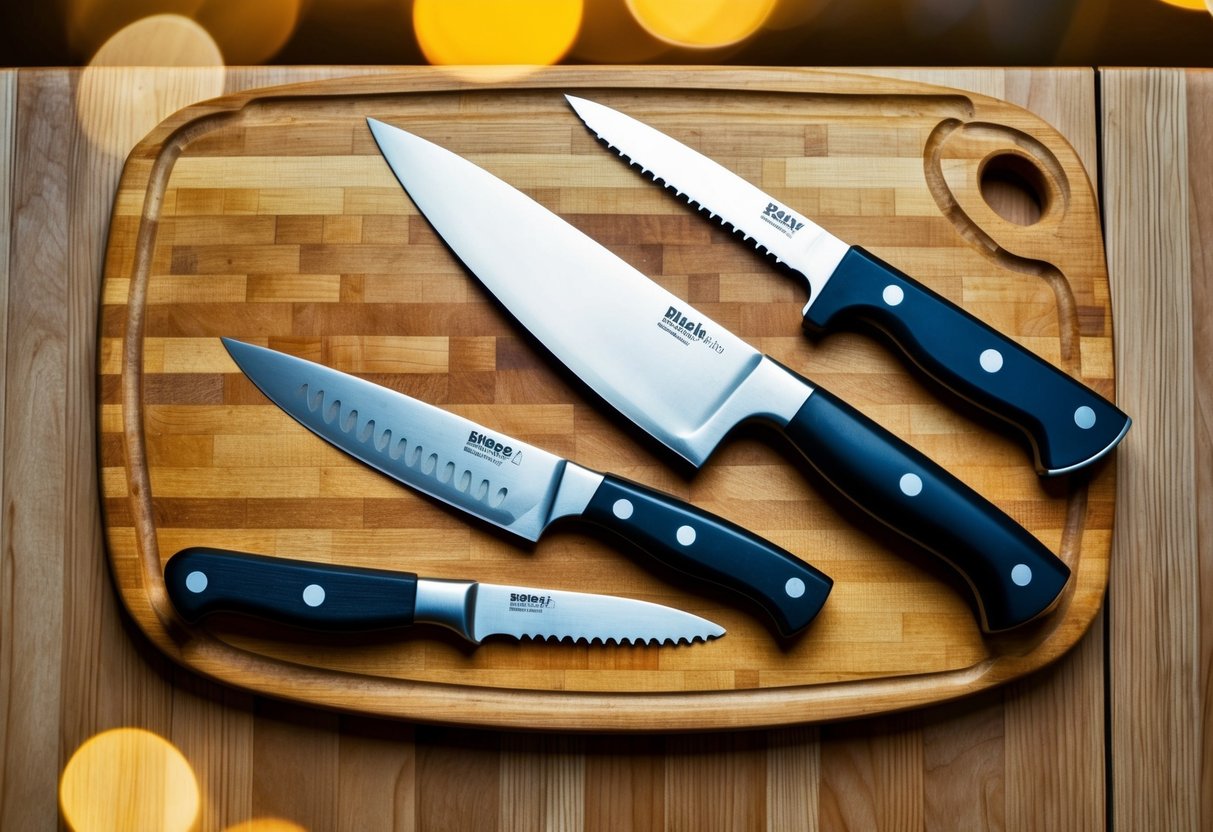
414, 579, 479, 642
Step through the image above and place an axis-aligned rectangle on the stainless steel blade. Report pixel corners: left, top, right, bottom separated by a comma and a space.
367, 118, 812, 466
222, 338, 603, 540
564, 95, 850, 309
463, 581, 725, 644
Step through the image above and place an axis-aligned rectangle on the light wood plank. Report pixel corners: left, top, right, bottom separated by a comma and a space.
1102, 68, 1201, 832
1, 68, 72, 832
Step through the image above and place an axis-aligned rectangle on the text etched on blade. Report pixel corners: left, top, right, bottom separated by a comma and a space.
463, 430, 523, 467
761, 202, 806, 238
658, 305, 725, 354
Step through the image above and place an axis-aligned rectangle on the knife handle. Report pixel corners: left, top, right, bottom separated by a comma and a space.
165, 547, 419, 631
780, 379, 1069, 632
580, 475, 833, 636
802, 246, 1130, 476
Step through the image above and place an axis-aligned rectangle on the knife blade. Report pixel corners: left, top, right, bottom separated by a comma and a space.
221, 338, 832, 636
165, 547, 725, 645
366, 118, 1071, 633
563, 95, 1130, 477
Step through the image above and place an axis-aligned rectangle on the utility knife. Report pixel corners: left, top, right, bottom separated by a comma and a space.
564, 95, 1130, 477
366, 118, 1071, 633
165, 548, 725, 645
222, 339, 832, 636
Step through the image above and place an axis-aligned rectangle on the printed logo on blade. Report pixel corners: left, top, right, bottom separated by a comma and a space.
509, 591, 555, 613
463, 430, 523, 467
658, 306, 725, 354
760, 202, 805, 238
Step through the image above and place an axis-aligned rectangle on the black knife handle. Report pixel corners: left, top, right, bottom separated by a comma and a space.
165, 547, 418, 631
580, 474, 833, 636
781, 381, 1069, 632
802, 246, 1130, 476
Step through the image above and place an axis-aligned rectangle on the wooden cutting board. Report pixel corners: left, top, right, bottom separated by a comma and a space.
98, 67, 1117, 731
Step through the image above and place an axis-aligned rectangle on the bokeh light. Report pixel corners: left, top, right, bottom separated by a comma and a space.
625, 0, 777, 48
194, 0, 303, 64
59, 728, 200, 832
223, 819, 309, 832
413, 0, 584, 65
76, 14, 225, 157
1156, 0, 1207, 9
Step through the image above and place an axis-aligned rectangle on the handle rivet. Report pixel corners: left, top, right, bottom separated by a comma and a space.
882, 285, 904, 306
785, 577, 806, 598
899, 473, 923, 497
1011, 564, 1033, 587
1074, 406, 1096, 429
676, 525, 696, 546
612, 498, 634, 520
979, 348, 1004, 373
185, 571, 208, 594
302, 584, 326, 607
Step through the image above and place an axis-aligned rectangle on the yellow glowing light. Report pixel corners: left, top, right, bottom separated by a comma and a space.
413, 0, 584, 65
223, 818, 310, 832
60, 728, 200, 832
625, 0, 777, 48
1156, 0, 1207, 8
76, 15, 225, 157
195, 0, 303, 64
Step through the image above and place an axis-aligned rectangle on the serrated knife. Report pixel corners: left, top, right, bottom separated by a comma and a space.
165, 548, 724, 645
221, 338, 832, 636
366, 118, 1071, 633
564, 95, 1130, 477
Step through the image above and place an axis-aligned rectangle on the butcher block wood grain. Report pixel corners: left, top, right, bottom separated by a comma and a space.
97, 68, 1119, 730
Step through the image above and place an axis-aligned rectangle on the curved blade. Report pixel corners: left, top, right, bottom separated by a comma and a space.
563, 95, 850, 304
471, 582, 725, 645
222, 338, 576, 540
366, 118, 811, 466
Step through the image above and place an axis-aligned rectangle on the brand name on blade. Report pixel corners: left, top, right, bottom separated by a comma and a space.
464, 430, 522, 466
658, 306, 725, 354
509, 591, 554, 612
761, 202, 805, 237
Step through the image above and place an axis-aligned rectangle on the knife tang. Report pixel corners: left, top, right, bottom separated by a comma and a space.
803, 246, 1131, 476
165, 547, 424, 632
766, 363, 1070, 632
578, 473, 832, 636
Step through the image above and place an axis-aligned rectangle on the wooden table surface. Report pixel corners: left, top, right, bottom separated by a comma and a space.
0, 66, 1207, 831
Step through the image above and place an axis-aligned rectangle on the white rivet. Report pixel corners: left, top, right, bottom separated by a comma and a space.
899, 473, 923, 497
185, 571, 208, 594
979, 348, 1003, 373
785, 577, 806, 598
1074, 406, 1096, 429
612, 498, 634, 520
1011, 564, 1033, 587
676, 525, 696, 546
302, 584, 326, 607
882, 285, 904, 306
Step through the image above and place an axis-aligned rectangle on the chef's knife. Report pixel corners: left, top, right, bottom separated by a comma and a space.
564, 95, 1130, 477
222, 338, 831, 636
165, 547, 724, 645
366, 118, 1070, 633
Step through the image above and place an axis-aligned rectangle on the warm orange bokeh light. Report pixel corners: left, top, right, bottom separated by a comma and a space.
413, 0, 584, 65
625, 0, 777, 48
59, 728, 200, 832
1155, 0, 1208, 8
223, 818, 309, 832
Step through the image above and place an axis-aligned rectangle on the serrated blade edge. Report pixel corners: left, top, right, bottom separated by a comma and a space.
564, 95, 850, 306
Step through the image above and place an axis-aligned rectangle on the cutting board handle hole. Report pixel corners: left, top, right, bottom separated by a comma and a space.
979, 152, 1048, 226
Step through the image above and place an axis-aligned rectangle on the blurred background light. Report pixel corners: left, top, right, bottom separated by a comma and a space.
1157, 0, 1207, 9
76, 14, 225, 157
59, 728, 200, 832
625, 0, 777, 48
413, 0, 584, 65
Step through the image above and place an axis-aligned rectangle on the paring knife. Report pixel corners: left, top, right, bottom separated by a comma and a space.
165, 548, 725, 645
366, 118, 1071, 633
564, 95, 1130, 477
222, 339, 832, 636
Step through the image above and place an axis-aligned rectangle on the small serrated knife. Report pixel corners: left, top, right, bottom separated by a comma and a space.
221, 338, 832, 636
365, 119, 1071, 633
165, 548, 724, 645
564, 95, 1130, 477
